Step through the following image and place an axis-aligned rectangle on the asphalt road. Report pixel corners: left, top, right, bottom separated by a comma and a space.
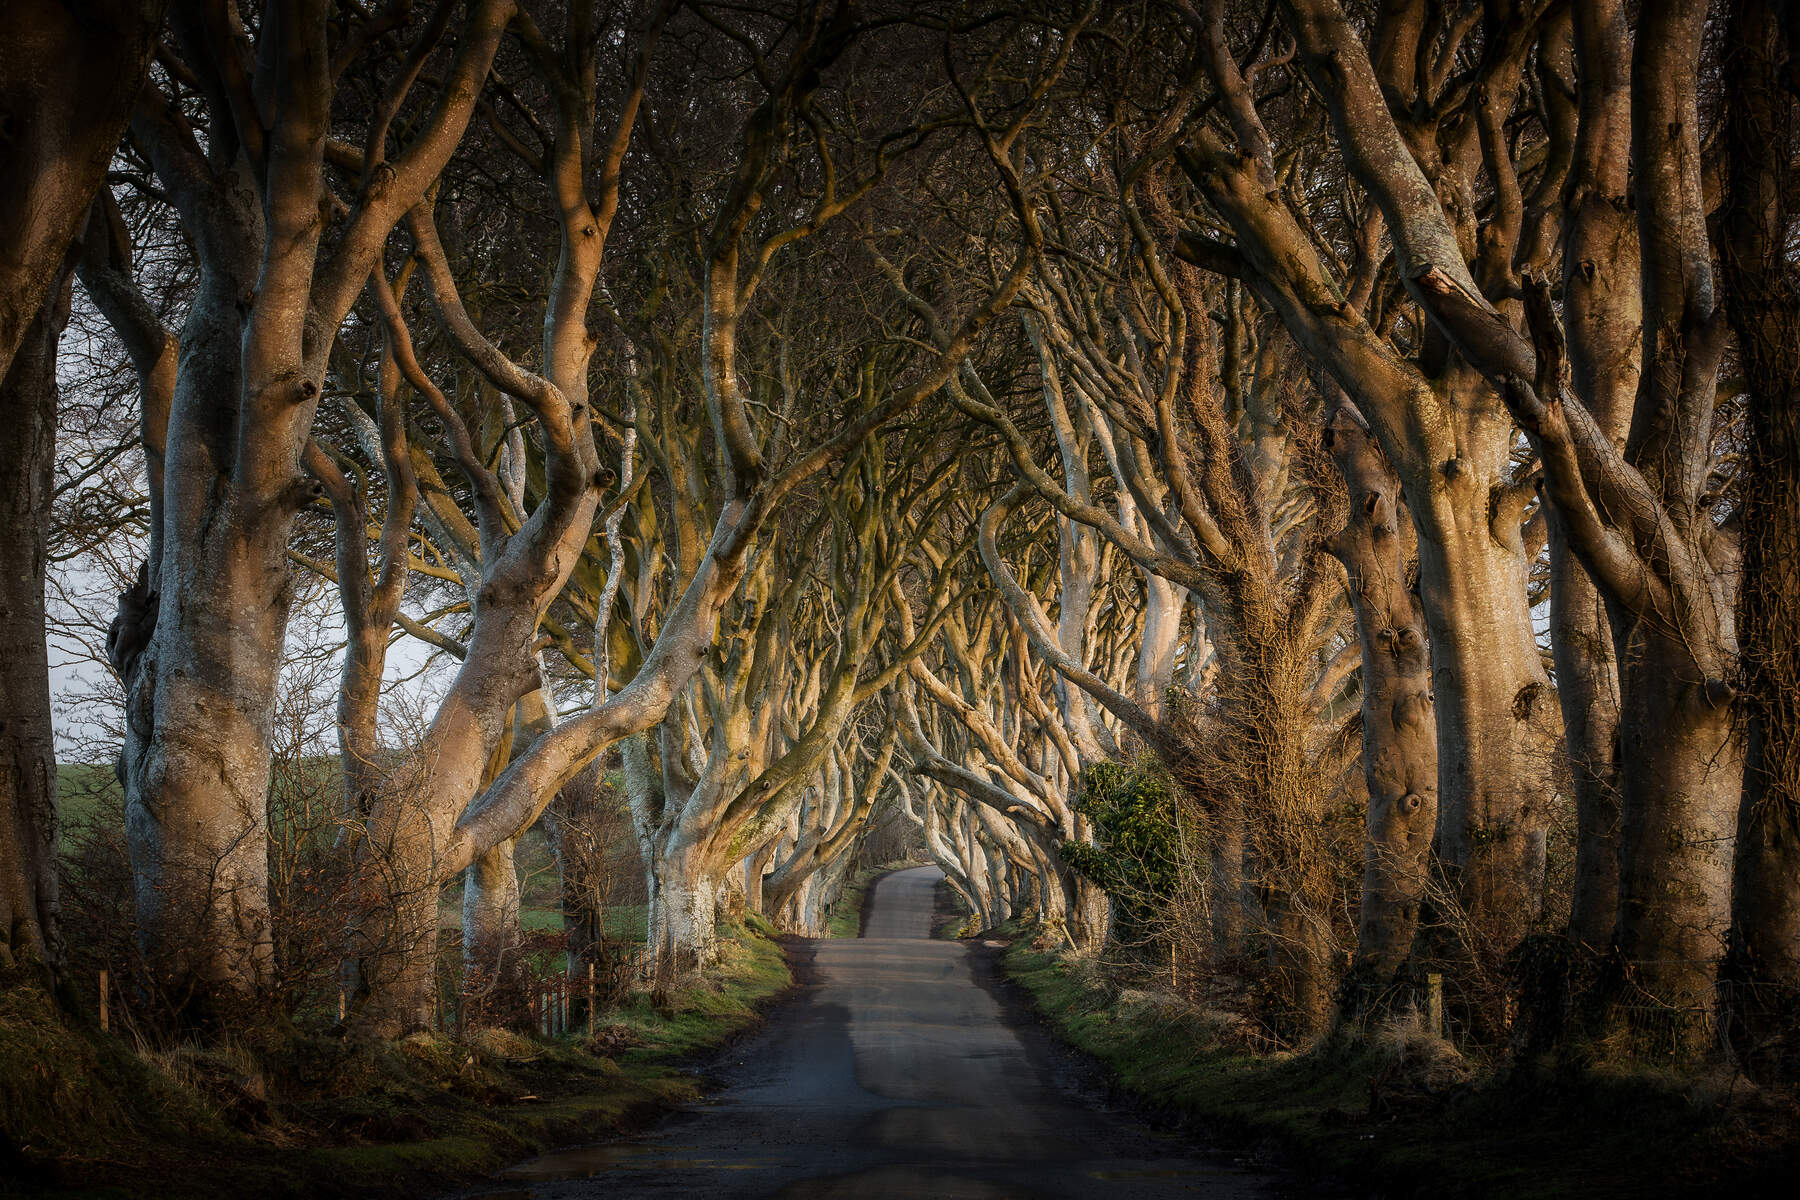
470, 866, 1281, 1199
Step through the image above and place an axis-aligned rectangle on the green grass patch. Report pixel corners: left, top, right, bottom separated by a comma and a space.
1000, 926, 1799, 1200
597, 914, 791, 1059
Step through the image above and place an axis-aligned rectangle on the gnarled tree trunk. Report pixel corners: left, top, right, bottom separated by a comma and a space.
1325, 407, 1438, 1007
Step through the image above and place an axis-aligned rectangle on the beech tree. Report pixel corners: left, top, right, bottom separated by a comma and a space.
82, 0, 518, 1023
1259, 0, 1740, 1031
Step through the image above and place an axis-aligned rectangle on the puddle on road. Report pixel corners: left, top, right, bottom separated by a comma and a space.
500, 1142, 773, 1182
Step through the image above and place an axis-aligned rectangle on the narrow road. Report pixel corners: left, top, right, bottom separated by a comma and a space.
479, 866, 1280, 1199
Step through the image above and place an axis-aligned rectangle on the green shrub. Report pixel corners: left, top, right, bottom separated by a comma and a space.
1060, 758, 1181, 944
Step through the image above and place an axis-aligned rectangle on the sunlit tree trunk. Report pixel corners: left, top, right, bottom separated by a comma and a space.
0, 279, 70, 976
1325, 407, 1437, 1004
2, 9, 164, 974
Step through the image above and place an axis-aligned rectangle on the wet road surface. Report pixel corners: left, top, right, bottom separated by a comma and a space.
467, 866, 1283, 1199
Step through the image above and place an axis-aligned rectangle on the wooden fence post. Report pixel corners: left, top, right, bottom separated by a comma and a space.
1427, 972, 1444, 1038
98, 970, 109, 1033
588, 962, 596, 1038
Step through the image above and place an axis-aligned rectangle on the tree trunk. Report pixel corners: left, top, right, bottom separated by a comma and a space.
1554, 0, 1636, 948
1719, 0, 1800, 1080
1326, 410, 1438, 1003
338, 622, 390, 821
1611, 629, 1741, 1034
1268, 891, 1333, 1044
1207, 814, 1246, 959
0, 0, 164, 379
352, 852, 440, 1037
0, 278, 68, 977
102, 162, 288, 1023
646, 835, 720, 981
0, 0, 164, 984
743, 842, 775, 918
117, 529, 286, 1022
1550, 529, 1624, 948
1407, 452, 1557, 956
462, 838, 522, 986
347, 765, 446, 1036
544, 759, 608, 972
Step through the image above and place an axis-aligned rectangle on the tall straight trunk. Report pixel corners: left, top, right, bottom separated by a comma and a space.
0, 0, 164, 983
0, 279, 68, 976
114, 278, 287, 1021
1557, 0, 1637, 950
1720, 0, 1800, 1078
1326, 410, 1438, 1002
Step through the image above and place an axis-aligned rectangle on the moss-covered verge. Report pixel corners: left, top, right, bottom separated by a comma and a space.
998, 923, 1800, 1199
0, 917, 790, 1199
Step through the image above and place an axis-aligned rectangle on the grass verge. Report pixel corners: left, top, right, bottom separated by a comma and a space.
998, 922, 1800, 1199
1, 916, 790, 1199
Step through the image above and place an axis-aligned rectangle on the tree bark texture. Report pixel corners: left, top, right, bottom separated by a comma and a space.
0, 277, 69, 976
0, 0, 164, 379
1326, 409, 1437, 1001
1720, 0, 1800, 1077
